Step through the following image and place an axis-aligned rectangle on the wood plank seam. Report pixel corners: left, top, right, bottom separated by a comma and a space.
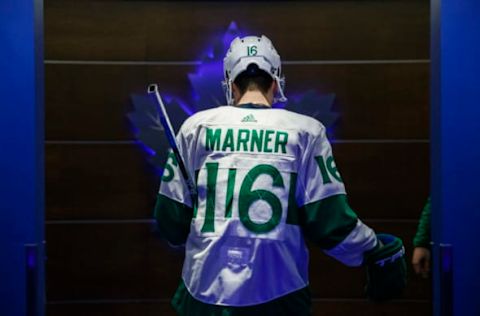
44, 59, 431, 66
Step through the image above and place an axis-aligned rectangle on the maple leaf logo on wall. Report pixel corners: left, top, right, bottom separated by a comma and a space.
128, 22, 339, 173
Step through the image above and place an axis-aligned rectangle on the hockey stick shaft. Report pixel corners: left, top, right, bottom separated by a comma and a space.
147, 84, 197, 201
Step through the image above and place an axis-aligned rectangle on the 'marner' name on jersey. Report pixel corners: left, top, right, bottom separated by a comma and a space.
205, 127, 289, 154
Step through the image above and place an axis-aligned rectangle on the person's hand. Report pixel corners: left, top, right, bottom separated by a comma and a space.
412, 247, 431, 278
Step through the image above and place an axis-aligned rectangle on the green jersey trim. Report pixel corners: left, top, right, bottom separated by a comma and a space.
154, 193, 193, 245
299, 194, 358, 249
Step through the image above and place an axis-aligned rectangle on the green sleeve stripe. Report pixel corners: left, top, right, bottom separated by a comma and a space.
413, 197, 431, 247
154, 193, 193, 245
299, 194, 358, 250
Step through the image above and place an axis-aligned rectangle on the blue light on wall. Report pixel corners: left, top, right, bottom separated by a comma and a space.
128, 22, 339, 173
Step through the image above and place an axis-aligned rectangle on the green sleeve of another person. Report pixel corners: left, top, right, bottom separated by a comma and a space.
413, 198, 431, 248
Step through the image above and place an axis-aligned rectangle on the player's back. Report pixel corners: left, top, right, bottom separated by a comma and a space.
175, 104, 324, 306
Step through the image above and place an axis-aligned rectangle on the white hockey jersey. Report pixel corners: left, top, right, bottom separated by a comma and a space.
156, 104, 377, 306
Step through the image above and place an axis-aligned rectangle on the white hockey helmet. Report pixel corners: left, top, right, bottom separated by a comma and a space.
222, 35, 287, 105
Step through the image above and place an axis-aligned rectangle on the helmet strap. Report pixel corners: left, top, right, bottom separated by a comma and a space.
274, 76, 287, 103
226, 79, 234, 105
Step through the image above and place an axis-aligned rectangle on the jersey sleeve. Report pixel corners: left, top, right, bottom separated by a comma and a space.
154, 126, 194, 245
297, 125, 377, 266
413, 197, 431, 248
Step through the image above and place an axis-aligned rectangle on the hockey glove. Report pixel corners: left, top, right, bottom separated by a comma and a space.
364, 233, 407, 302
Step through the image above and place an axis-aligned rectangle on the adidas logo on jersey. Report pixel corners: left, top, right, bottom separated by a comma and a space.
241, 114, 257, 123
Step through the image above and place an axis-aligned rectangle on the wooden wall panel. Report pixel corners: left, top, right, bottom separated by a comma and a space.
45, 64, 192, 141
47, 300, 431, 316
45, 1, 429, 61
311, 300, 431, 316
46, 222, 430, 301
45, 63, 429, 141
45, 144, 159, 220
47, 302, 174, 316
336, 142, 429, 220
287, 63, 429, 140
46, 143, 428, 220
46, 224, 184, 300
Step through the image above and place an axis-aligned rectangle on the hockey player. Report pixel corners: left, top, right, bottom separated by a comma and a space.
154, 35, 406, 315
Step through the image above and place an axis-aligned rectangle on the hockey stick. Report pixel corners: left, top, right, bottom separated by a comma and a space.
147, 84, 197, 202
